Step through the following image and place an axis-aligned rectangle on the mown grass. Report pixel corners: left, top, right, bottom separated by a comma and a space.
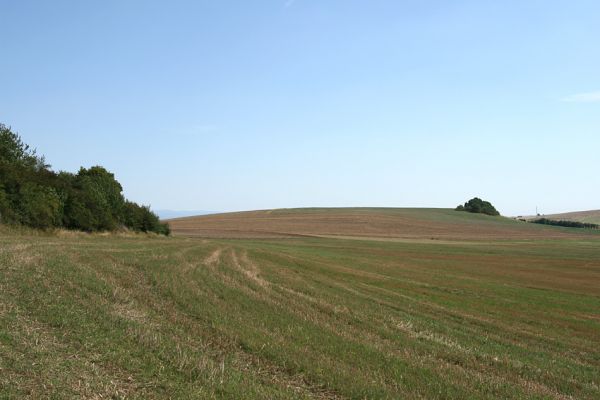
1, 229, 599, 399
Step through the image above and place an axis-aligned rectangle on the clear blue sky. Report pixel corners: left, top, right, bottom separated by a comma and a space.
1, 1, 599, 216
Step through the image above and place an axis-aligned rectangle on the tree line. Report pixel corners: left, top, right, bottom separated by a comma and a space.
531, 218, 599, 230
0, 124, 170, 235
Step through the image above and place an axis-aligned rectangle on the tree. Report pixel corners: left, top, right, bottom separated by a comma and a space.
63, 189, 98, 232
123, 201, 170, 235
0, 123, 169, 235
18, 183, 62, 229
456, 197, 500, 216
0, 184, 12, 223
72, 166, 126, 231
0, 123, 46, 170
0, 124, 54, 226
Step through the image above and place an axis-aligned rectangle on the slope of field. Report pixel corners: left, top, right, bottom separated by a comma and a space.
167, 207, 598, 240
529, 209, 600, 225
1, 227, 599, 399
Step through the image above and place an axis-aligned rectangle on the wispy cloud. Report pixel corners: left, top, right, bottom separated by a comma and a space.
284, 0, 296, 8
561, 91, 600, 103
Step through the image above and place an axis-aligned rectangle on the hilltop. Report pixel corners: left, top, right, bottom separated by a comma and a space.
167, 207, 597, 240
154, 209, 216, 220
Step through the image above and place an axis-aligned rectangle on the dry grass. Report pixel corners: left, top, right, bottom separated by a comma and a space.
167, 208, 598, 240
1, 209, 600, 398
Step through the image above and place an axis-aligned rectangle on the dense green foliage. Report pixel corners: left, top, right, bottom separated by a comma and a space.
456, 197, 500, 216
0, 123, 169, 234
531, 218, 599, 230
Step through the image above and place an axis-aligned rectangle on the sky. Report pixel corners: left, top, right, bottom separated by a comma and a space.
1, 0, 599, 216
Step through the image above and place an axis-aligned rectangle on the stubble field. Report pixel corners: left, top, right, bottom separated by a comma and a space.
1, 209, 599, 399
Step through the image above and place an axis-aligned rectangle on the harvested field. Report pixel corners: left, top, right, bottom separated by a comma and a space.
2, 209, 600, 399
167, 207, 598, 240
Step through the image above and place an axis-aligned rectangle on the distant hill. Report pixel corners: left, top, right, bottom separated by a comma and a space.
167, 207, 598, 240
155, 210, 216, 220
528, 210, 600, 225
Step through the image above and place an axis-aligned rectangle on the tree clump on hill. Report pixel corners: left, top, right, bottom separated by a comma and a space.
0, 123, 169, 235
455, 197, 500, 216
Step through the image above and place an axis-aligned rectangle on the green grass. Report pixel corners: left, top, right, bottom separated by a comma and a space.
1, 229, 599, 398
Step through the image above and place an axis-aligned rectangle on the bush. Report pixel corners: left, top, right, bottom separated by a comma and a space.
63, 190, 98, 232
18, 183, 62, 229
123, 201, 170, 235
456, 197, 500, 216
72, 166, 125, 231
531, 218, 599, 230
0, 185, 13, 223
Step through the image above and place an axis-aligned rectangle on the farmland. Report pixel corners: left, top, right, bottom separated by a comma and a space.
525, 210, 600, 225
168, 208, 599, 240
1, 209, 600, 399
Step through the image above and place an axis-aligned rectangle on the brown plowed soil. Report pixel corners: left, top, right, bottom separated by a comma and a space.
166, 208, 598, 240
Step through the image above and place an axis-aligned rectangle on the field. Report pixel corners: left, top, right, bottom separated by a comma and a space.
1, 209, 600, 399
167, 208, 599, 240
524, 210, 600, 225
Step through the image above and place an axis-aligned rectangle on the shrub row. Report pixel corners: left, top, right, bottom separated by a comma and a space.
0, 124, 169, 235
530, 218, 599, 230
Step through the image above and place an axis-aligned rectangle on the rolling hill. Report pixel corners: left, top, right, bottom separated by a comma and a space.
154, 209, 216, 220
167, 207, 598, 240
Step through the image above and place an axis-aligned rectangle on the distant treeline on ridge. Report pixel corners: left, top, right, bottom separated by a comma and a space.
0, 123, 169, 235
531, 218, 599, 230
